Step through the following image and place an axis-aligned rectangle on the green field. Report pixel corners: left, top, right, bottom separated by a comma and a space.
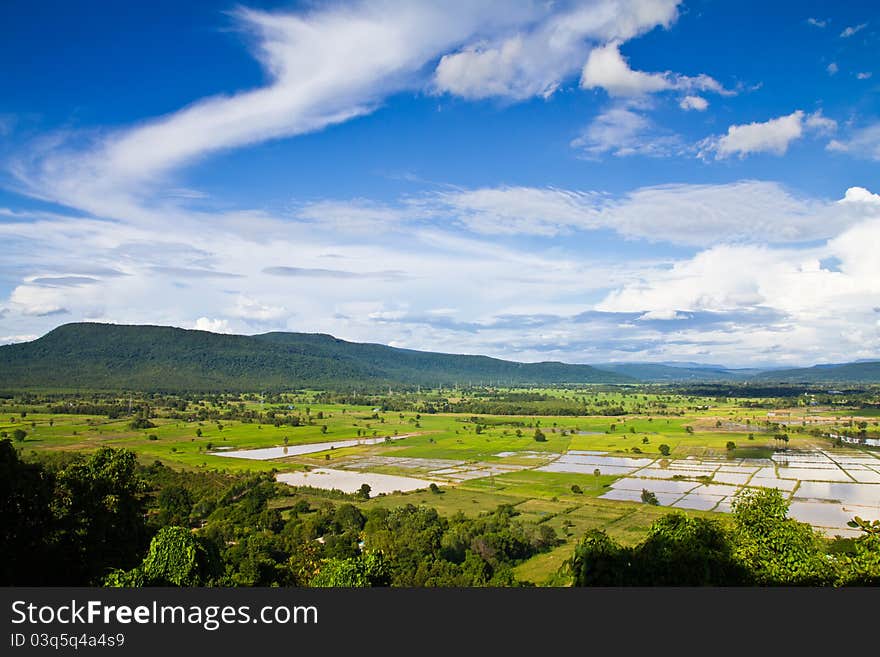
5, 386, 879, 584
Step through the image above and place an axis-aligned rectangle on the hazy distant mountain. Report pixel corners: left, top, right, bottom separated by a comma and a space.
753, 361, 880, 383
593, 362, 757, 382
0, 323, 633, 391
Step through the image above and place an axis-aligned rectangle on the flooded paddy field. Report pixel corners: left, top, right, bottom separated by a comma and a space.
213, 433, 417, 460
276, 468, 438, 495
554, 448, 880, 536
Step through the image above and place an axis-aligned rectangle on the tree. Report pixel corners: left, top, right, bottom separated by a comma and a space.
726, 441, 736, 452
106, 526, 218, 587
570, 484, 583, 495
658, 444, 671, 456
837, 517, 880, 585
730, 488, 832, 585
157, 485, 194, 526
310, 552, 390, 587
641, 489, 659, 505
0, 439, 55, 585
358, 483, 372, 500
196, 428, 203, 437
564, 530, 628, 586
533, 428, 547, 442
12, 428, 26, 443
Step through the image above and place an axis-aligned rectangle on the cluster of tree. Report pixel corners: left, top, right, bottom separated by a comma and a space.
0, 440, 149, 585
562, 488, 880, 586
1, 440, 559, 587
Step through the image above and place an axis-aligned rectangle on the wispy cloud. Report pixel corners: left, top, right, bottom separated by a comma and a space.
571, 105, 684, 158
263, 266, 409, 280
840, 23, 867, 38
827, 121, 880, 160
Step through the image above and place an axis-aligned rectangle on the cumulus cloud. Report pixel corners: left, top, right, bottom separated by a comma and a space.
580, 41, 725, 97
580, 42, 672, 96
433, 0, 681, 100
699, 110, 836, 159
679, 95, 708, 111
840, 186, 880, 204
807, 18, 827, 28
192, 317, 233, 333
827, 62, 839, 75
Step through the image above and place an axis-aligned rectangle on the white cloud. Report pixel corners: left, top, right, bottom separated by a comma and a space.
827, 62, 839, 75
0, 334, 39, 345
425, 181, 870, 245
827, 122, 880, 160
700, 110, 836, 159
840, 186, 880, 204
579, 41, 725, 97
228, 296, 287, 322
2, 184, 879, 366
571, 105, 682, 157
192, 318, 233, 333
12, 1, 697, 221
804, 110, 838, 134
431, 186, 600, 236
807, 18, 827, 28
679, 95, 708, 111
638, 309, 688, 320
594, 208, 880, 364
580, 42, 672, 96
857, 71, 873, 79
840, 23, 867, 38
433, 0, 682, 100
11, 2, 545, 218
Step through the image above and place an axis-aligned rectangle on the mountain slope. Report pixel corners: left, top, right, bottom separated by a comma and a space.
0, 323, 633, 391
753, 361, 880, 383
594, 362, 759, 382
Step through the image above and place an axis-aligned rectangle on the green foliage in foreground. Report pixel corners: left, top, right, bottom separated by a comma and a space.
563, 488, 880, 586
106, 526, 219, 587
310, 552, 391, 587
0, 440, 148, 585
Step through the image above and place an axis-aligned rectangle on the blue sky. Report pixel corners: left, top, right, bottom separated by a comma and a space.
1, 0, 879, 366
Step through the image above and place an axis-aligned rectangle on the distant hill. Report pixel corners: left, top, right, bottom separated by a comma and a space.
0, 323, 633, 391
594, 362, 758, 382
753, 361, 880, 384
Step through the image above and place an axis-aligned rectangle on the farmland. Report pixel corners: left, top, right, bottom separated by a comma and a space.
5, 385, 880, 585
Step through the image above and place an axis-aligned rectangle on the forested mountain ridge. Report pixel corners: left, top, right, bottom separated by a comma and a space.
0, 323, 633, 391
